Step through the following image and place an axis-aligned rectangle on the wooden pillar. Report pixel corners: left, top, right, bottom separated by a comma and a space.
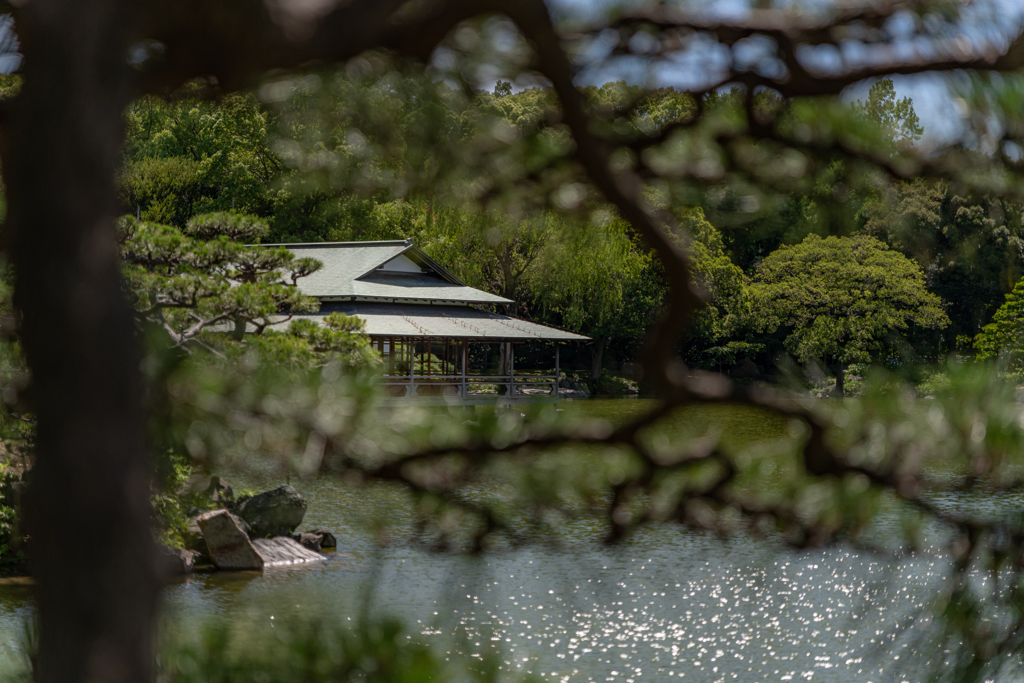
508, 341, 515, 398
554, 343, 560, 401
388, 337, 395, 376
408, 338, 416, 397
462, 339, 468, 399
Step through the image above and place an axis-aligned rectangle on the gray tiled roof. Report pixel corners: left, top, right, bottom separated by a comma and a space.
290, 302, 589, 341
266, 240, 512, 304
351, 272, 511, 303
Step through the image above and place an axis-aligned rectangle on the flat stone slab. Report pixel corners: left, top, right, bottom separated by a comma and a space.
252, 537, 325, 567
197, 509, 264, 571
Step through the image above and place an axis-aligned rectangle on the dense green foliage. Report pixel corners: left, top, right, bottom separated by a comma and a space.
679, 208, 750, 361
121, 89, 279, 225
862, 180, 1024, 344
0, 460, 26, 575
851, 79, 924, 147
974, 276, 1024, 370
751, 234, 948, 393
119, 211, 377, 367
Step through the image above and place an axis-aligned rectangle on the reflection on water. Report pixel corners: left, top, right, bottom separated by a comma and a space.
156, 541, 944, 682
0, 400, 952, 680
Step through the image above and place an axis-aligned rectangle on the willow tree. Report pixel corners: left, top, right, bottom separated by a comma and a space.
532, 215, 656, 378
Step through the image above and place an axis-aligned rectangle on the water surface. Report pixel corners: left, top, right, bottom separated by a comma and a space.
0, 399, 954, 681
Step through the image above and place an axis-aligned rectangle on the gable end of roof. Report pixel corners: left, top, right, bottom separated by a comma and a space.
356, 244, 465, 286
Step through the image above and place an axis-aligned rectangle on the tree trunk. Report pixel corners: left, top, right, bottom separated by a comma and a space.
834, 358, 845, 397
591, 336, 609, 380
497, 341, 513, 394
1, 2, 159, 681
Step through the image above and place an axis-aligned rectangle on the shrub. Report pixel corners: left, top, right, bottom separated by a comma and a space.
0, 461, 27, 576
591, 374, 636, 396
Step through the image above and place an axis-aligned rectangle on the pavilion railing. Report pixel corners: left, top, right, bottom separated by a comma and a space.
379, 373, 559, 399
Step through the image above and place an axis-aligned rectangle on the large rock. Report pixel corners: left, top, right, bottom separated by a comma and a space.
196, 509, 264, 571
308, 528, 337, 549
294, 532, 322, 552
185, 512, 249, 551
234, 485, 307, 538
293, 528, 338, 551
252, 537, 325, 567
183, 517, 206, 552
157, 545, 201, 577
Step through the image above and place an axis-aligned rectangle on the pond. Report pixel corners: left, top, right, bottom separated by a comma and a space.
0, 399, 952, 680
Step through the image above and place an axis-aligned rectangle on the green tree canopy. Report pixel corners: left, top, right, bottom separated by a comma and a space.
679, 207, 749, 352
861, 179, 1024, 343
851, 78, 924, 146
529, 214, 658, 378
974, 276, 1024, 370
118, 211, 376, 367
752, 234, 948, 393
120, 91, 279, 225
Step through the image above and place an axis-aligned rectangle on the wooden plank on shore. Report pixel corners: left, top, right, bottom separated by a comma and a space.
252, 537, 325, 567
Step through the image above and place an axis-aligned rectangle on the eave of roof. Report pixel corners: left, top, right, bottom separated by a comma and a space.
286, 302, 590, 342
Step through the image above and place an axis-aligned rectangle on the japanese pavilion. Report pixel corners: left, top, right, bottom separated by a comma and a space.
272, 239, 588, 404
